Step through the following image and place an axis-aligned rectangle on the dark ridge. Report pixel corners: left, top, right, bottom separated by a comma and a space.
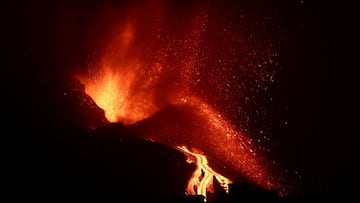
51, 79, 109, 128
5, 119, 194, 202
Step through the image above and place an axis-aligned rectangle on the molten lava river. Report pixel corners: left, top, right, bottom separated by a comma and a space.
74, 1, 293, 200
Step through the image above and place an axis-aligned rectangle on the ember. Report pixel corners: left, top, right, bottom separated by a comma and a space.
76, 0, 288, 199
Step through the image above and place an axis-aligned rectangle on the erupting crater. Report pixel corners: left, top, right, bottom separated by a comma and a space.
74, 0, 289, 200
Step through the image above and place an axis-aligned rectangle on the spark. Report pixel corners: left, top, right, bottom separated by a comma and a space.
75, 0, 290, 199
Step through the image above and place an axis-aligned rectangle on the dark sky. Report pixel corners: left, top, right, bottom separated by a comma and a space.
2, 0, 358, 201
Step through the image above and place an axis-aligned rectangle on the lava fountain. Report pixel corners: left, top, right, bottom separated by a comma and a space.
76, 0, 287, 200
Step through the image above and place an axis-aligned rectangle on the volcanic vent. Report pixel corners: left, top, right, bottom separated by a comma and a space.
61, 0, 292, 200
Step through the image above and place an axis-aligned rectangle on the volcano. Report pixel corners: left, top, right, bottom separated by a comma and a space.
5, 0, 357, 202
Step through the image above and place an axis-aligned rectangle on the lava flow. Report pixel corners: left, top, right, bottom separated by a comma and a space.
177, 146, 232, 198
76, 0, 288, 199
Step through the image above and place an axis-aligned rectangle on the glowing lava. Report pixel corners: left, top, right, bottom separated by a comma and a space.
177, 146, 232, 200
78, 65, 157, 125
76, 0, 288, 199
131, 96, 280, 194
78, 24, 163, 125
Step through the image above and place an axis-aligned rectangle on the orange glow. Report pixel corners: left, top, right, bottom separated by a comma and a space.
177, 146, 232, 201
77, 24, 162, 125
78, 24, 279, 200
76, 1, 287, 200
78, 64, 157, 125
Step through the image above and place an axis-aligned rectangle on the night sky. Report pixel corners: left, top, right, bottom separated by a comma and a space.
3, 0, 358, 201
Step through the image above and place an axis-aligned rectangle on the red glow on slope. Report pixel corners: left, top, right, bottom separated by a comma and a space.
76, 0, 289, 198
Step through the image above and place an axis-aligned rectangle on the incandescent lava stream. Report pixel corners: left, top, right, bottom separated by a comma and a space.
75, 0, 290, 198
